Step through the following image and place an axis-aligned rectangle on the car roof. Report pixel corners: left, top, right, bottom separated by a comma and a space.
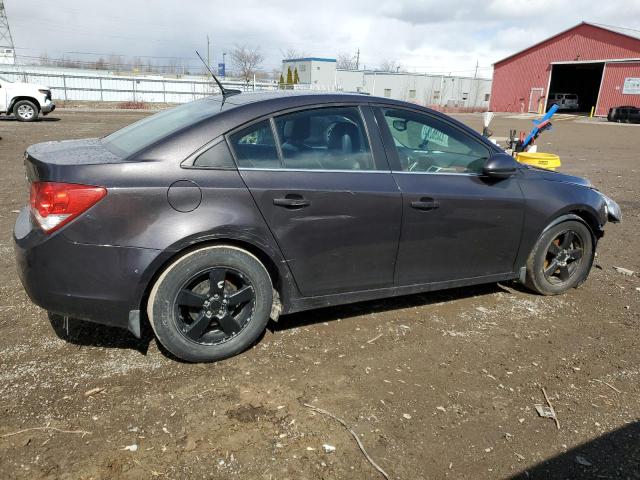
220, 90, 436, 108
135, 89, 503, 161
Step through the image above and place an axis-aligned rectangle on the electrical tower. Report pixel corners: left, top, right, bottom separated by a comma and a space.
0, 1, 16, 64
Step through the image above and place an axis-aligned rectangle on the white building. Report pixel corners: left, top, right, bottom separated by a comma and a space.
282, 57, 337, 86
281, 57, 492, 110
0, 47, 15, 65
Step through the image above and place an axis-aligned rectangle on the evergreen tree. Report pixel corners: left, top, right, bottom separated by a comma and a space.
286, 66, 293, 88
279, 73, 285, 89
293, 67, 300, 84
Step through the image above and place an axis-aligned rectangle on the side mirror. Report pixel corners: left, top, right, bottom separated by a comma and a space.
392, 119, 407, 131
483, 153, 518, 179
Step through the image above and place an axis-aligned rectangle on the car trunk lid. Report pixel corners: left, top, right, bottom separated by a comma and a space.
24, 138, 125, 182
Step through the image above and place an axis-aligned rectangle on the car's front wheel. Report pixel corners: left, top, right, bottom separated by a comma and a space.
13, 100, 39, 122
147, 245, 273, 362
524, 220, 594, 295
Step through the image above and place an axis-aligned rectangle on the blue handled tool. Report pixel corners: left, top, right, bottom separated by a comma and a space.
522, 103, 559, 148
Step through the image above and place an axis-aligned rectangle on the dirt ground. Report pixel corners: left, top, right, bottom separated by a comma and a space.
0, 109, 638, 480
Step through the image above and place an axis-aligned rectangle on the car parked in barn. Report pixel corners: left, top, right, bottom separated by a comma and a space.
14, 91, 621, 362
0, 75, 55, 122
547, 92, 580, 111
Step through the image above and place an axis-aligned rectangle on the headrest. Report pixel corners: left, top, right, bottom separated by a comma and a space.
283, 117, 310, 142
328, 122, 361, 153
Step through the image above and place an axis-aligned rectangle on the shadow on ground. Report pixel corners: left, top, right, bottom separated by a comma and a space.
47, 282, 513, 358
0, 116, 61, 122
270, 282, 512, 332
48, 312, 153, 354
510, 421, 640, 479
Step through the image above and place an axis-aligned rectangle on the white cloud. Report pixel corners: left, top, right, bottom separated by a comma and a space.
3, 0, 640, 77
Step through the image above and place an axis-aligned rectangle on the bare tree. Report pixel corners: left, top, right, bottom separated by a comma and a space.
230, 44, 265, 82
39, 52, 51, 66
107, 54, 124, 72
378, 59, 404, 72
280, 48, 308, 60
336, 52, 357, 70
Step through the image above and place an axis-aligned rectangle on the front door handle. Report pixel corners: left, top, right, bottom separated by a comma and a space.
411, 197, 439, 211
273, 195, 311, 208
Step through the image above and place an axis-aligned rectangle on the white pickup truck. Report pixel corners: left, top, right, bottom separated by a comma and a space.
0, 75, 55, 122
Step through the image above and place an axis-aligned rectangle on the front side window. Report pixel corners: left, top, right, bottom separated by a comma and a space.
229, 120, 280, 168
381, 108, 489, 174
273, 106, 375, 170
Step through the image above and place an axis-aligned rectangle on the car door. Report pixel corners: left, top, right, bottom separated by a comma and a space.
373, 105, 524, 285
0, 80, 6, 112
230, 105, 402, 297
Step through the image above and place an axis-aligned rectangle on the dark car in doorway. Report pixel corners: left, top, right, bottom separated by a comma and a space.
14, 91, 621, 362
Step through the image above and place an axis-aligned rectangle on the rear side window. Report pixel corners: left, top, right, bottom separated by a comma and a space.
229, 120, 281, 168
103, 97, 229, 157
273, 106, 375, 170
192, 138, 235, 168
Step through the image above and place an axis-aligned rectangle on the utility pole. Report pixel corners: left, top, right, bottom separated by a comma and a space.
0, 1, 16, 65
207, 35, 210, 67
474, 59, 478, 78
355, 48, 360, 70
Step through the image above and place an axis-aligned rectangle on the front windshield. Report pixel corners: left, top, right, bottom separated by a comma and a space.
103, 97, 229, 157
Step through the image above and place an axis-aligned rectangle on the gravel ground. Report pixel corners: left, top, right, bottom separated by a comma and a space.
0, 109, 638, 480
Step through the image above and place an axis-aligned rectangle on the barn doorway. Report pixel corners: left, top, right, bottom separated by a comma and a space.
548, 62, 604, 113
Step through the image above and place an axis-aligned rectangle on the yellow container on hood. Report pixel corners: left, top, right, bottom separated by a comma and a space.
516, 152, 561, 171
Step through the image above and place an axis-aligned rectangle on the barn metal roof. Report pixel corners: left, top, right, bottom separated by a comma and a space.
494, 22, 640, 66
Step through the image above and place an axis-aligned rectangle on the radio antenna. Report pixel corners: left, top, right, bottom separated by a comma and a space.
196, 50, 241, 98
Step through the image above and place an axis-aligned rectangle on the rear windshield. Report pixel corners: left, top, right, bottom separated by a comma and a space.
102, 97, 227, 157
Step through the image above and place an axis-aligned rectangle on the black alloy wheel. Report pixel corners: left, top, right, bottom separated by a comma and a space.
147, 245, 273, 362
175, 267, 255, 345
542, 230, 584, 284
524, 220, 594, 296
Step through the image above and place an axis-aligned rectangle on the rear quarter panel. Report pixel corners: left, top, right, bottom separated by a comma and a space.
55, 160, 296, 309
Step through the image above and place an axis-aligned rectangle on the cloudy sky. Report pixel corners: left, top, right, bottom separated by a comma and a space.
4, 0, 640, 77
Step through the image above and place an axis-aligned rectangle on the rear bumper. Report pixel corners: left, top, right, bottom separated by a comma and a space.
14, 207, 161, 333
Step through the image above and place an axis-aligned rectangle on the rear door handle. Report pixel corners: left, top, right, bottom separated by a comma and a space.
273, 196, 311, 208
411, 197, 439, 211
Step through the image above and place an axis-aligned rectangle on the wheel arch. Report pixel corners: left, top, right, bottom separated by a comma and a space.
136, 235, 296, 327
543, 209, 603, 241
9, 96, 41, 113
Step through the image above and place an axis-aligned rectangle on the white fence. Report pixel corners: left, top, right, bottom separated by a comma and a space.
0, 65, 492, 109
0, 65, 280, 103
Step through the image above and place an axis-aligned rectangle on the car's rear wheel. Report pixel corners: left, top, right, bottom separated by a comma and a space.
524, 220, 594, 295
147, 245, 273, 362
13, 100, 39, 122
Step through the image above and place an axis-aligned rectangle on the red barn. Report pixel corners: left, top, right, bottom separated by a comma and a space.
490, 22, 640, 116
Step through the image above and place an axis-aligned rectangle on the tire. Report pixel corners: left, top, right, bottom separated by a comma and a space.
524, 220, 594, 296
147, 245, 273, 362
13, 100, 39, 122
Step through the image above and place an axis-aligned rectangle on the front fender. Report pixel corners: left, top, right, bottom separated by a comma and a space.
515, 176, 607, 271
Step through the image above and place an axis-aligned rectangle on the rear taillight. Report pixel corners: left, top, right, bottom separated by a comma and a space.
29, 182, 107, 233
